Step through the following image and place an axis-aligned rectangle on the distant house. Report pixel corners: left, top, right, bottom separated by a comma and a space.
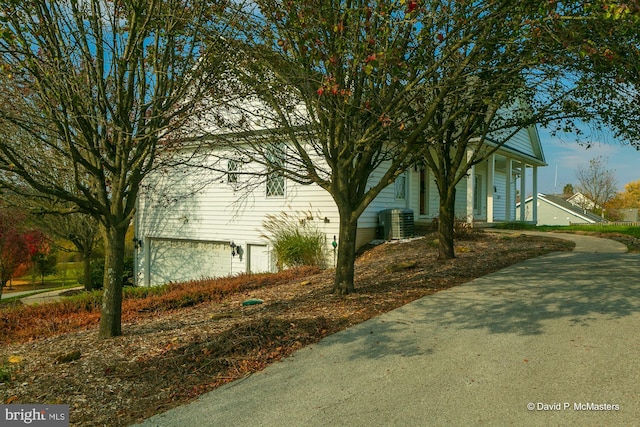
516, 193, 605, 226
566, 191, 598, 210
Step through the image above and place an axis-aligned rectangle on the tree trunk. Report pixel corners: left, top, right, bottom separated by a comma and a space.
438, 186, 456, 260
98, 224, 128, 338
81, 252, 93, 292
333, 209, 359, 295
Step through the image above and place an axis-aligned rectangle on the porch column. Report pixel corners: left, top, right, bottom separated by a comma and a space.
143, 237, 151, 287
505, 158, 512, 221
519, 161, 526, 221
466, 150, 475, 224
532, 166, 538, 224
486, 155, 495, 223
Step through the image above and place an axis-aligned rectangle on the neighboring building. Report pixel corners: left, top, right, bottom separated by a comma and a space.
134, 129, 546, 287
516, 193, 606, 226
566, 191, 598, 210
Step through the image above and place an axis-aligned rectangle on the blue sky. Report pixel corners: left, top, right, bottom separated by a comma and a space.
527, 126, 640, 196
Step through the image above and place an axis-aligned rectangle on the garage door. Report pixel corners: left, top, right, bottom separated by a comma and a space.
148, 239, 231, 286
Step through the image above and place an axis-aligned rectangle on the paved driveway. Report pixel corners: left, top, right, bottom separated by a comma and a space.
137, 232, 639, 427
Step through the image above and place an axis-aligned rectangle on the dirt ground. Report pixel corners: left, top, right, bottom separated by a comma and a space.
0, 231, 574, 426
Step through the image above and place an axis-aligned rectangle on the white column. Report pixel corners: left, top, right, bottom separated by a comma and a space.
486, 155, 495, 223
405, 170, 411, 210
505, 158, 512, 221
519, 161, 526, 221
532, 166, 538, 225
466, 150, 475, 224
144, 237, 151, 287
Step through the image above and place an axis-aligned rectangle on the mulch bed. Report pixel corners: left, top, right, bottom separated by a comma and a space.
0, 231, 573, 426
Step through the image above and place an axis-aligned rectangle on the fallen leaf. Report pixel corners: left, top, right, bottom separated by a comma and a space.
8, 355, 22, 364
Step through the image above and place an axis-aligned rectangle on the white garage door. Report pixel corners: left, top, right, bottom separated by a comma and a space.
148, 239, 231, 286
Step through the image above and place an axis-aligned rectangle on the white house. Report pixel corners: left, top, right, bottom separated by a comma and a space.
134, 129, 546, 287
516, 193, 605, 226
566, 192, 598, 210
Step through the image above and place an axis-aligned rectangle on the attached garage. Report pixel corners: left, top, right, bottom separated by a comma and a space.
146, 238, 231, 286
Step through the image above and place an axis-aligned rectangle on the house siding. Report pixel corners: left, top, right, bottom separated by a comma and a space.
503, 128, 536, 158
137, 152, 342, 285
136, 151, 409, 285
516, 197, 596, 226
492, 172, 506, 221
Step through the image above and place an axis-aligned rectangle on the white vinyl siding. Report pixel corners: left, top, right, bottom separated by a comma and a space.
493, 172, 506, 221
502, 128, 536, 157
136, 148, 341, 285
359, 166, 407, 228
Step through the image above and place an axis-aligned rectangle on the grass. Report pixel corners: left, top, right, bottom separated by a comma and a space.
495, 222, 640, 252
496, 222, 640, 238
262, 212, 327, 269
13, 261, 83, 289
543, 224, 640, 238
0, 364, 11, 383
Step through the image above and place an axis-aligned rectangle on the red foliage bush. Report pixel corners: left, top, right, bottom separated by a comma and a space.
0, 266, 320, 344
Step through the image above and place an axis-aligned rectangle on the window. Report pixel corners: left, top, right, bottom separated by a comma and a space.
227, 159, 239, 187
395, 173, 406, 200
266, 143, 286, 197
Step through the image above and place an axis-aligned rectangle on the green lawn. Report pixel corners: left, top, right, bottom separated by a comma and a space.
496, 222, 640, 238
13, 261, 83, 289
539, 224, 640, 238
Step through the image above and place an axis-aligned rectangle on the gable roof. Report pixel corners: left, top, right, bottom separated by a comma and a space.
518, 193, 606, 224
481, 125, 546, 167
566, 192, 599, 209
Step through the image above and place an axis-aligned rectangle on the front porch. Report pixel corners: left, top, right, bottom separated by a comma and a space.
406, 151, 545, 227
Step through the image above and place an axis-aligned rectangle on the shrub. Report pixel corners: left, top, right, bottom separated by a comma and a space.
262, 212, 327, 270
427, 217, 482, 239
79, 256, 135, 290
0, 364, 11, 383
495, 221, 535, 230
0, 266, 320, 344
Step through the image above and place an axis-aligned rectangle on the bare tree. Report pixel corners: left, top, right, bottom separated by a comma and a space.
575, 155, 618, 215
33, 210, 100, 291
0, 0, 233, 337
217, 0, 579, 287
213, 1, 431, 294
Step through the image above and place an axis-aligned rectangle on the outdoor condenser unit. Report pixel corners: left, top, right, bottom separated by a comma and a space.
378, 208, 414, 240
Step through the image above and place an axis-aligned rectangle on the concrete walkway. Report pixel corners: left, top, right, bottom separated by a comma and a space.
136, 232, 639, 427
1, 287, 84, 305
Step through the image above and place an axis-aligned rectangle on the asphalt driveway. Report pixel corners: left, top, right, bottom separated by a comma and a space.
136, 232, 639, 426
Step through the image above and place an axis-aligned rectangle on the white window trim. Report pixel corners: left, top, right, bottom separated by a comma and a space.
266, 143, 286, 198
394, 173, 406, 200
